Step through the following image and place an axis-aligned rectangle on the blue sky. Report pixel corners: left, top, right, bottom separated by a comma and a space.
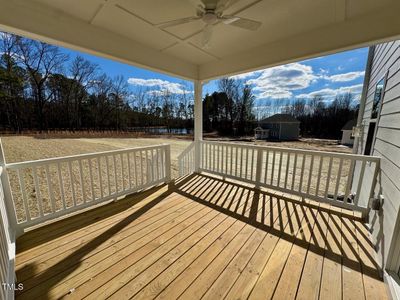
60, 45, 368, 107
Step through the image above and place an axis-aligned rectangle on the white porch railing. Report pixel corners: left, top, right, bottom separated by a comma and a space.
4, 144, 171, 231
0, 166, 16, 300
177, 142, 195, 177
192, 140, 380, 213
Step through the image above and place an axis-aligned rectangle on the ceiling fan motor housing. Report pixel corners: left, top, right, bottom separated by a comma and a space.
202, 12, 218, 24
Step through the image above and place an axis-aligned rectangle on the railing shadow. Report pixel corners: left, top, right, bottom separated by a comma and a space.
175, 173, 383, 281
16, 182, 172, 252
15, 174, 199, 299
15, 173, 384, 299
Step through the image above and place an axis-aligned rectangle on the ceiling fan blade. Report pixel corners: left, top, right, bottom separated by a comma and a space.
221, 15, 261, 30
215, 0, 241, 13
156, 16, 202, 29
188, 0, 206, 13
201, 24, 213, 48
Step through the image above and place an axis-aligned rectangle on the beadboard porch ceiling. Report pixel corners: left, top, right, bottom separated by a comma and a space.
1, 0, 400, 80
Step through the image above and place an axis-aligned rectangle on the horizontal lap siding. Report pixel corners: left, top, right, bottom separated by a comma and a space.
358, 42, 400, 268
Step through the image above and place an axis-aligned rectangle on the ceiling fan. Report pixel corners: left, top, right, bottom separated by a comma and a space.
156, 0, 262, 47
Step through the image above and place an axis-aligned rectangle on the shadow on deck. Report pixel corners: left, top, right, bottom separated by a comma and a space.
15, 173, 387, 300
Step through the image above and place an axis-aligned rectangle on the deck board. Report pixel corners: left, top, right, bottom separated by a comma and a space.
15, 174, 388, 300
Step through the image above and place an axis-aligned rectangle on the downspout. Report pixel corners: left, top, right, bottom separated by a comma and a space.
353, 46, 375, 154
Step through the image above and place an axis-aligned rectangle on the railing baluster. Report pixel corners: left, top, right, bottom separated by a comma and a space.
57, 162, 66, 210
120, 153, 125, 191
88, 159, 95, 200
78, 160, 85, 203
277, 151, 283, 187
284, 152, 290, 189
251, 148, 255, 181
315, 155, 323, 197
271, 150, 276, 186
105, 156, 111, 196
299, 153, 306, 193
97, 157, 103, 199
239, 147, 243, 178
113, 155, 118, 193
245, 148, 249, 179
291, 153, 298, 190
264, 150, 269, 184
334, 158, 343, 201
127, 153, 132, 189
45, 164, 56, 212
68, 161, 76, 206
307, 155, 314, 194
17, 169, 30, 221
133, 151, 138, 187
324, 156, 333, 199
235, 146, 238, 177
33, 166, 44, 217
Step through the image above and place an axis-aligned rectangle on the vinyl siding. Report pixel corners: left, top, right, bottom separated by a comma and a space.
356, 41, 400, 268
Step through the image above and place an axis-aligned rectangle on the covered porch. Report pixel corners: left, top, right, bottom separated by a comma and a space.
14, 173, 386, 299
2, 0, 400, 298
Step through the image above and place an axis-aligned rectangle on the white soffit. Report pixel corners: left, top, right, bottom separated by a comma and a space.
1, 0, 400, 81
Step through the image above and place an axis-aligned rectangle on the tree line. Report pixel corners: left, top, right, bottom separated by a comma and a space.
280, 93, 358, 139
0, 32, 194, 133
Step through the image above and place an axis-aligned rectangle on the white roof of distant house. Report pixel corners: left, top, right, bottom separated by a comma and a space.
260, 114, 300, 124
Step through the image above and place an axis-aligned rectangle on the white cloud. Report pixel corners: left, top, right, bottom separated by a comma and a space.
229, 70, 263, 80
325, 71, 364, 82
246, 63, 318, 99
127, 78, 192, 95
295, 83, 363, 100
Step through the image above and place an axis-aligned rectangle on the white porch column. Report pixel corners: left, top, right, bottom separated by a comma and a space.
194, 80, 203, 172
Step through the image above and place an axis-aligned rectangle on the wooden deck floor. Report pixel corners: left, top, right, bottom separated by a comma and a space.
15, 173, 388, 300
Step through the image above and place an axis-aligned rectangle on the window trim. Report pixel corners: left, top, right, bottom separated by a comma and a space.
368, 72, 388, 156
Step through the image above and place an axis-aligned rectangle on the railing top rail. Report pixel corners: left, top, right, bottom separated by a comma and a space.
201, 140, 381, 162
5, 143, 170, 169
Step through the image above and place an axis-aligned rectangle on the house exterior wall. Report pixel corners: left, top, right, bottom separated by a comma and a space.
279, 123, 299, 140
341, 130, 354, 145
261, 123, 299, 140
355, 41, 400, 272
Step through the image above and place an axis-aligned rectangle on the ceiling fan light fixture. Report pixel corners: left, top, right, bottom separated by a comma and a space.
202, 12, 218, 24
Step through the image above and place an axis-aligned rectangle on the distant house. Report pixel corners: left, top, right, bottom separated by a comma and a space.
258, 114, 300, 140
254, 127, 269, 140
340, 119, 356, 146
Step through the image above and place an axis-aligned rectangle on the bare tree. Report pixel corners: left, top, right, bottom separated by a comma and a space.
68, 56, 99, 129
16, 37, 69, 131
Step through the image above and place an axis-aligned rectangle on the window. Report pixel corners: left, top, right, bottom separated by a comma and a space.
364, 122, 376, 155
364, 75, 386, 155
371, 78, 385, 119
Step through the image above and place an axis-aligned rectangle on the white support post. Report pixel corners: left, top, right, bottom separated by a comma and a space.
194, 80, 203, 173
0, 139, 22, 238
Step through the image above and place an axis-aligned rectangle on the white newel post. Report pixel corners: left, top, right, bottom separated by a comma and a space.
0, 139, 22, 238
194, 80, 203, 172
